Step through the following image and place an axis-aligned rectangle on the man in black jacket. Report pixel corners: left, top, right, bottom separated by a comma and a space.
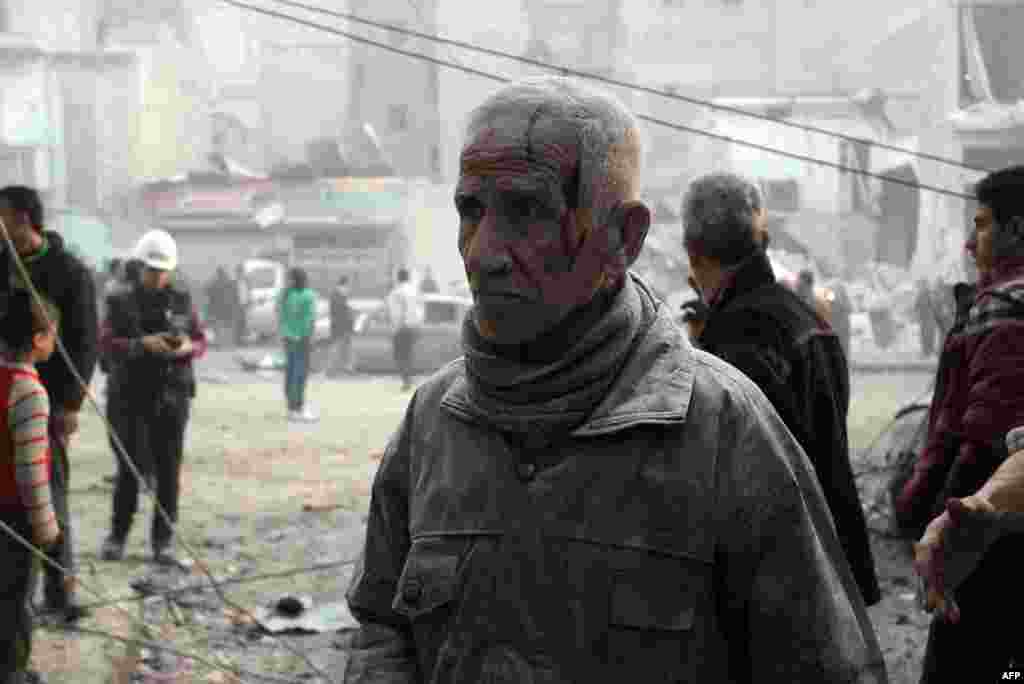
327, 275, 356, 377
99, 230, 207, 567
682, 172, 881, 607
0, 185, 98, 623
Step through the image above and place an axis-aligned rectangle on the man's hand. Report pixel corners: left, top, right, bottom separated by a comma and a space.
913, 495, 1002, 623
140, 334, 172, 355
166, 336, 193, 358
35, 526, 61, 551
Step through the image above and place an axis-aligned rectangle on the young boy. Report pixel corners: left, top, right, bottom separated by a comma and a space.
0, 290, 61, 684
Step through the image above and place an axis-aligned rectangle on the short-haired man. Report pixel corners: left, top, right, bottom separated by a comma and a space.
0, 185, 98, 624
681, 173, 880, 608
896, 165, 1024, 681
343, 78, 886, 682
386, 267, 423, 391
327, 275, 356, 377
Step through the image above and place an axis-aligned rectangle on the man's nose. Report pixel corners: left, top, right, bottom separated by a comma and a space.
465, 217, 514, 276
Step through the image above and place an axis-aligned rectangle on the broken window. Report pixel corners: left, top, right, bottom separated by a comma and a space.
959, 3, 1024, 105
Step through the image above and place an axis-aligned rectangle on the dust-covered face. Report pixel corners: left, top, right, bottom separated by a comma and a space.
456, 117, 619, 345
141, 267, 171, 290
0, 199, 39, 255
967, 205, 995, 276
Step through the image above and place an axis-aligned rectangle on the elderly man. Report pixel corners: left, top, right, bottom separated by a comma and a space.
681, 173, 880, 608
896, 165, 1024, 682
342, 78, 885, 683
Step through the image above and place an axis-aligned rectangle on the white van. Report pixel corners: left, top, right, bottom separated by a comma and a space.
242, 259, 332, 342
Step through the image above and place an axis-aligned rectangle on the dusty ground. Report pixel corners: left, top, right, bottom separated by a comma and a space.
26, 349, 935, 683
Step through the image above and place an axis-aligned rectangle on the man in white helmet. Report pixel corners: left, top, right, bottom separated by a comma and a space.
97, 229, 208, 567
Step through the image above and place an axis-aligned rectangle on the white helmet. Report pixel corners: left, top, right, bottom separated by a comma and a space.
134, 229, 178, 271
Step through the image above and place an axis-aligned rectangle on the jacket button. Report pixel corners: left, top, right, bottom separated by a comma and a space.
516, 461, 537, 482
402, 578, 422, 604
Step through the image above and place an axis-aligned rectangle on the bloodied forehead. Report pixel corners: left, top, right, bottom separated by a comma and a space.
459, 106, 581, 199
461, 79, 644, 210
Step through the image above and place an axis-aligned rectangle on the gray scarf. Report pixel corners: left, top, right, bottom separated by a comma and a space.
461, 275, 657, 435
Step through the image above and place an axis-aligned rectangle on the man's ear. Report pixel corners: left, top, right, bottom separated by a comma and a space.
613, 200, 651, 267
752, 207, 769, 247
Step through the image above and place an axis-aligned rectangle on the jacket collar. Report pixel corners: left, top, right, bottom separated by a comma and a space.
442, 292, 695, 437
707, 251, 776, 314
979, 256, 1024, 292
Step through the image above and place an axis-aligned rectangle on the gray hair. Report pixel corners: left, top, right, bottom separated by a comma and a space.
463, 77, 644, 231
682, 172, 763, 266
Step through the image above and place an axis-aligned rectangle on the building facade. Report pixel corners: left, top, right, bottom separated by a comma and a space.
344, 0, 443, 180
0, 0, 138, 218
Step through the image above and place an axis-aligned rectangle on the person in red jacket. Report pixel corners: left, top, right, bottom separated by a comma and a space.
0, 185, 98, 624
0, 291, 61, 684
895, 165, 1024, 682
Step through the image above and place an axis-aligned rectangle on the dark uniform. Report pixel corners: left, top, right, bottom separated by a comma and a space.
697, 251, 881, 607
100, 280, 205, 557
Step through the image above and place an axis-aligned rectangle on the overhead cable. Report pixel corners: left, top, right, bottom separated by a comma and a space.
265, 0, 990, 175
222, 0, 975, 201
0, 517, 264, 684
37, 556, 358, 618
65, 622, 310, 684
0, 220, 333, 684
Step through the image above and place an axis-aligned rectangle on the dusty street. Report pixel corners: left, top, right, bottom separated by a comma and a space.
26, 347, 936, 683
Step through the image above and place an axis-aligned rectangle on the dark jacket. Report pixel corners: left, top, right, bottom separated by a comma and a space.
344, 288, 886, 683
696, 252, 881, 607
897, 261, 1024, 533
0, 231, 98, 412
330, 289, 355, 339
100, 281, 208, 401
204, 273, 235, 322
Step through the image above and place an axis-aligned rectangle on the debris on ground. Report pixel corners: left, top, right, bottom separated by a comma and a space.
251, 595, 358, 634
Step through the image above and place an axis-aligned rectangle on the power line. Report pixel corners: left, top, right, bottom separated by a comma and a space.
64, 624, 309, 684
0, 518, 262, 684
36, 556, 358, 618
222, 0, 975, 201
0, 221, 332, 684
635, 111, 970, 200
264, 0, 989, 175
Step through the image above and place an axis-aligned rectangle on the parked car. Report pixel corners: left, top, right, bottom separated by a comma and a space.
243, 259, 334, 344
247, 292, 332, 343
350, 294, 472, 373
236, 293, 473, 375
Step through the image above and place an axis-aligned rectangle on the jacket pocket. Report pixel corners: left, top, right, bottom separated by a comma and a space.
609, 575, 695, 632
605, 555, 702, 678
391, 538, 461, 620
391, 538, 465, 680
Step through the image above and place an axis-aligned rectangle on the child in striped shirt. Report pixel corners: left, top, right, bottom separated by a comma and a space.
0, 290, 60, 684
